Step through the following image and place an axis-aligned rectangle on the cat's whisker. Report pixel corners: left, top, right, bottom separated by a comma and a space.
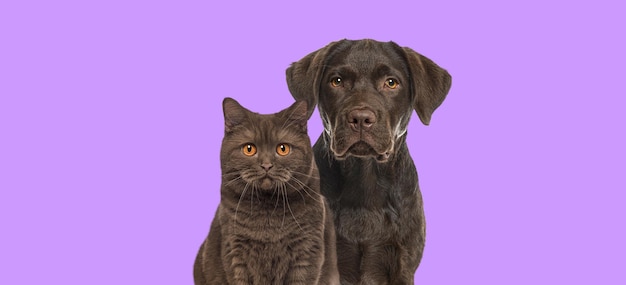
222, 169, 245, 179
250, 182, 258, 211
281, 184, 287, 228
223, 175, 243, 187
284, 181, 307, 203
283, 184, 304, 234
233, 182, 251, 235
221, 170, 241, 176
285, 179, 317, 205
289, 178, 323, 203
271, 184, 282, 218
289, 170, 320, 179
291, 171, 320, 181
290, 176, 319, 192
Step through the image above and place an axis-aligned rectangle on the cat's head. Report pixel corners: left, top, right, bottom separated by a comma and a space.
220, 98, 313, 193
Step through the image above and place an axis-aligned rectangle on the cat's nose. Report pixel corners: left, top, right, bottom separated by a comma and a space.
261, 163, 273, 171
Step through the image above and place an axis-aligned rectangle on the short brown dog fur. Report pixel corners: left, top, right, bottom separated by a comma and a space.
286, 39, 451, 284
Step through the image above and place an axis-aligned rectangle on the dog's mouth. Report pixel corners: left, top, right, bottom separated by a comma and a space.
335, 141, 391, 162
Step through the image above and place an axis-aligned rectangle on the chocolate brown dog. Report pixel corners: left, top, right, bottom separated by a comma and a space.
286, 39, 451, 284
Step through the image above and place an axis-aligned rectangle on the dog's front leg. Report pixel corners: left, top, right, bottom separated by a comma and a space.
388, 243, 422, 285
354, 243, 397, 285
358, 242, 418, 285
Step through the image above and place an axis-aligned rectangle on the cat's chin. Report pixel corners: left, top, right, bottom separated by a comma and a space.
259, 178, 273, 190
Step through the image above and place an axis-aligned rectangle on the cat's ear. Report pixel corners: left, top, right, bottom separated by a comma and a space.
282, 100, 309, 132
222, 97, 248, 133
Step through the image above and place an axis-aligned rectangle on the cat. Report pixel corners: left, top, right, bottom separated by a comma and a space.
194, 98, 339, 285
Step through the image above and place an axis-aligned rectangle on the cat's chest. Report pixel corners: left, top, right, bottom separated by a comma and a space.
218, 207, 326, 284
220, 206, 325, 243
223, 228, 324, 281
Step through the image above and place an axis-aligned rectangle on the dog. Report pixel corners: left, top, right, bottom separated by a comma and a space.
286, 39, 451, 284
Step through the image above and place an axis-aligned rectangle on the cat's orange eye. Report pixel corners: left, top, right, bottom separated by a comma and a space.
242, 143, 257, 156
276, 143, 290, 156
384, 78, 399, 89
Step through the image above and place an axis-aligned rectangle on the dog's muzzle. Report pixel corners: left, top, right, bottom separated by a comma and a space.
327, 108, 394, 162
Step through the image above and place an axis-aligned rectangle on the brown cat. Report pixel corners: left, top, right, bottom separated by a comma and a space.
194, 98, 339, 285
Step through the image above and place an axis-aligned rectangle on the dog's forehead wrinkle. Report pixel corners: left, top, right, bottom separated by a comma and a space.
346, 55, 381, 73
353, 77, 375, 91
326, 65, 356, 79
374, 64, 392, 76
332, 56, 405, 83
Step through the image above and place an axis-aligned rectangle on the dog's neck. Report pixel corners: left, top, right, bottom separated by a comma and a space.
314, 133, 418, 209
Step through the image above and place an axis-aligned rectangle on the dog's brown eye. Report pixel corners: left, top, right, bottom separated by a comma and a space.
242, 143, 257, 156
330, 77, 343, 87
276, 143, 290, 156
384, 78, 399, 89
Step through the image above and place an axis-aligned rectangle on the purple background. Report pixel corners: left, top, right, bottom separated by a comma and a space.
1, 0, 625, 284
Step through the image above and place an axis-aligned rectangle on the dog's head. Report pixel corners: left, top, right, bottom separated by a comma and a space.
286, 39, 451, 162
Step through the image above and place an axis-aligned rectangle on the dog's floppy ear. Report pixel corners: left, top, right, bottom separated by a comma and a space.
403, 47, 452, 125
286, 40, 341, 119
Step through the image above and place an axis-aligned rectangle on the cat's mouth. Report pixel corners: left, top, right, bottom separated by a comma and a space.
253, 173, 289, 191
242, 169, 291, 191
259, 177, 273, 190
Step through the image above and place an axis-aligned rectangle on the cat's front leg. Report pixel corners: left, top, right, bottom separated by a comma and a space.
285, 261, 322, 285
227, 256, 251, 285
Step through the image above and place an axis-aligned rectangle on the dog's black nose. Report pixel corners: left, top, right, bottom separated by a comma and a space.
348, 109, 376, 131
